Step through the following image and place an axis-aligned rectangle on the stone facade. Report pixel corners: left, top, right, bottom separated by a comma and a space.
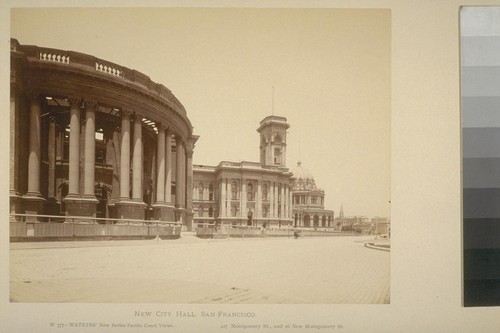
10, 39, 197, 229
193, 116, 294, 228
193, 116, 336, 229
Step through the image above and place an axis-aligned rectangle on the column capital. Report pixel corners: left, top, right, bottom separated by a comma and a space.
155, 122, 166, 131
175, 134, 184, 144
24, 89, 41, 103
120, 109, 133, 119
185, 135, 198, 155
67, 96, 82, 108
133, 112, 144, 121
165, 127, 175, 138
83, 100, 98, 112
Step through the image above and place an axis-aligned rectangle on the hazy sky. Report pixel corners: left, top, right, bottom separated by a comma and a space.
11, 7, 391, 218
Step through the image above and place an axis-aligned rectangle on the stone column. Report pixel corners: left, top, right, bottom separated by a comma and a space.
10, 90, 21, 217
273, 182, 278, 219
241, 181, 247, 221
281, 182, 285, 221
46, 111, 58, 215
266, 143, 272, 166
155, 124, 165, 203
227, 181, 232, 218
119, 110, 131, 199
23, 96, 45, 218
27, 98, 42, 195
67, 97, 81, 197
47, 112, 56, 198
9, 93, 16, 195
64, 100, 99, 217
115, 110, 145, 220
185, 141, 195, 230
184, 145, 193, 210
83, 101, 97, 198
256, 181, 262, 219
220, 178, 226, 218
175, 138, 184, 209
287, 184, 291, 219
270, 142, 275, 165
175, 137, 185, 223
132, 113, 143, 201
165, 129, 172, 204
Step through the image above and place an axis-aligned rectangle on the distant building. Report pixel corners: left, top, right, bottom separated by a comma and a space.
372, 217, 390, 236
192, 115, 335, 228
193, 116, 294, 228
290, 162, 335, 228
334, 206, 370, 230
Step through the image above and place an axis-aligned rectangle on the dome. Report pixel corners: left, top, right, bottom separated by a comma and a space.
291, 161, 319, 191
292, 161, 314, 180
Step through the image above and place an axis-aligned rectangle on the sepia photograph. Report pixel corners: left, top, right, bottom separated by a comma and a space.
2, 1, 500, 333
9, 7, 390, 305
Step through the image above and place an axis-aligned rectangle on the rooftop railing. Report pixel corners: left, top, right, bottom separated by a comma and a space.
12, 39, 186, 115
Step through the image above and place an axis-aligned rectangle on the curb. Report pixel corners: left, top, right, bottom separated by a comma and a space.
364, 242, 390, 252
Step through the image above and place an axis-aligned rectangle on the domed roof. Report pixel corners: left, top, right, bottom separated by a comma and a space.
291, 161, 319, 191
292, 161, 314, 180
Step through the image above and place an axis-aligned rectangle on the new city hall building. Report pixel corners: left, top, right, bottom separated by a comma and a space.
10, 40, 198, 232
192, 116, 335, 229
10, 40, 334, 238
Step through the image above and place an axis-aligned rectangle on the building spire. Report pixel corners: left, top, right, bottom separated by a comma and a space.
340, 204, 344, 218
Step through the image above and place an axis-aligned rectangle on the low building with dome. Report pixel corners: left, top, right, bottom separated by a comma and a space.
192, 115, 335, 229
290, 161, 335, 228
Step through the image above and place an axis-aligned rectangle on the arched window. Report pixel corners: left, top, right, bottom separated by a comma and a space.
208, 184, 214, 201
313, 215, 319, 227
322, 215, 327, 227
274, 148, 281, 165
247, 182, 253, 201
208, 207, 213, 217
198, 206, 203, 217
304, 215, 310, 227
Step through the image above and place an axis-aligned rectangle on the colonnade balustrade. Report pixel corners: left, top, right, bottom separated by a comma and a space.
21, 95, 192, 225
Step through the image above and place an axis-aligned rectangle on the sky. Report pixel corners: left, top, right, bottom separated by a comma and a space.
11, 7, 391, 218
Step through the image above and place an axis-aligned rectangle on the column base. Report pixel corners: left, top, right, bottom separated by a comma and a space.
184, 211, 194, 232
64, 195, 98, 218
22, 192, 46, 222
45, 197, 61, 216
151, 203, 176, 222
116, 200, 147, 220
175, 207, 186, 224
10, 193, 22, 222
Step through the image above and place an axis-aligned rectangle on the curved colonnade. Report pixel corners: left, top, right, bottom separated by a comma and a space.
10, 39, 198, 229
